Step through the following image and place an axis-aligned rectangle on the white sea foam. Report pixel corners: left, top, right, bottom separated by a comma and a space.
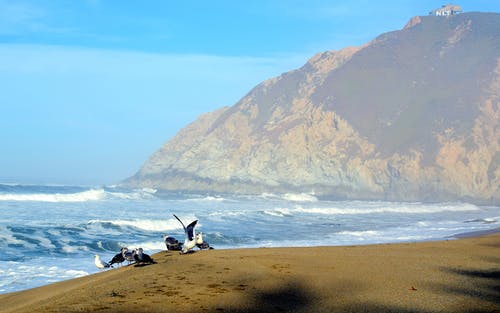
259, 192, 279, 199
0, 228, 55, 251
65, 269, 88, 276
0, 261, 89, 293
263, 208, 293, 217
0, 188, 157, 202
257, 192, 318, 202
337, 230, 382, 237
87, 218, 184, 232
106, 189, 156, 200
0, 189, 106, 202
141, 188, 157, 194
206, 211, 245, 223
125, 240, 165, 251
0, 228, 25, 246
61, 244, 89, 253
464, 218, 498, 224
208, 211, 245, 217
282, 193, 318, 202
31, 234, 56, 250
183, 195, 226, 202
293, 202, 479, 215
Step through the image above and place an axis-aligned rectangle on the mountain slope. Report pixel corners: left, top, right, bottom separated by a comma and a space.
125, 13, 500, 204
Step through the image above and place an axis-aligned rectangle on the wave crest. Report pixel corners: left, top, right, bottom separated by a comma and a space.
282, 193, 318, 202
0, 187, 157, 202
263, 208, 293, 217
0, 189, 106, 202
293, 202, 479, 215
87, 219, 182, 232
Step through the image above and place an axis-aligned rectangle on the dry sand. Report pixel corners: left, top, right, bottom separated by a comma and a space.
0, 232, 499, 313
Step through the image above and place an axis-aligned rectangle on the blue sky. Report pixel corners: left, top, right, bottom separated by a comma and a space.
1, 1, 498, 186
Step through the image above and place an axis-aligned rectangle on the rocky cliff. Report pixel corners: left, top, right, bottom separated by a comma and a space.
125, 13, 500, 204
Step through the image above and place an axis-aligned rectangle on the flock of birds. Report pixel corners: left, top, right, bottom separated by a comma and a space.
94, 247, 155, 269
94, 214, 212, 270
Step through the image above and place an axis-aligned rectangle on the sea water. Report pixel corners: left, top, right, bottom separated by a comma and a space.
0, 183, 498, 294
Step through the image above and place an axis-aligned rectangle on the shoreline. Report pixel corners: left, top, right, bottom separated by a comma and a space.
1, 227, 499, 294
451, 227, 500, 238
1, 231, 499, 313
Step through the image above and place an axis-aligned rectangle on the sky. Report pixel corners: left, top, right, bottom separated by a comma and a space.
1, 1, 499, 186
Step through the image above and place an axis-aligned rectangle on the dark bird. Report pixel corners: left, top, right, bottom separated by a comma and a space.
108, 248, 126, 267
133, 248, 156, 264
163, 234, 183, 251
121, 247, 135, 264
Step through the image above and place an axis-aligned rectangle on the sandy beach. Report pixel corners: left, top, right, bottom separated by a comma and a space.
0, 232, 498, 313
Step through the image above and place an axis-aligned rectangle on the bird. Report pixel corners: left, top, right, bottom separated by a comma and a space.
121, 247, 135, 264
133, 248, 156, 264
195, 232, 212, 250
108, 248, 126, 267
174, 214, 198, 254
195, 232, 204, 245
163, 234, 183, 251
94, 254, 112, 270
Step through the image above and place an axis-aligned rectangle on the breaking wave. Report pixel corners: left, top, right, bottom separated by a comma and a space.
282, 193, 318, 202
87, 219, 181, 232
262, 208, 293, 217
293, 202, 480, 215
258, 192, 318, 202
0, 189, 106, 202
182, 195, 226, 202
0, 187, 156, 202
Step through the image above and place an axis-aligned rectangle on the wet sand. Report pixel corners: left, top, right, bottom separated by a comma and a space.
0, 232, 499, 313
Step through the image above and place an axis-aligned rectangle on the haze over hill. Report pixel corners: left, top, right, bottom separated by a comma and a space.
125, 12, 500, 205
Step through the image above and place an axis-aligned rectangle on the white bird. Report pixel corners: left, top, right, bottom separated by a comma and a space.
195, 232, 212, 250
195, 232, 204, 245
94, 254, 112, 270
174, 214, 198, 254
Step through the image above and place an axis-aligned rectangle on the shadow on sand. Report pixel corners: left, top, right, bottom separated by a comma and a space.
202, 279, 430, 313
434, 267, 500, 308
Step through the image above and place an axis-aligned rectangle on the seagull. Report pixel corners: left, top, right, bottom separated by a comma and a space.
121, 247, 135, 264
174, 214, 198, 254
163, 234, 183, 251
195, 232, 212, 250
133, 247, 156, 264
196, 232, 204, 245
94, 254, 112, 270
109, 248, 125, 266
108, 248, 126, 267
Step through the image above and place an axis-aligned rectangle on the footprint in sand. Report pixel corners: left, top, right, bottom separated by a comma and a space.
207, 283, 229, 294
233, 284, 247, 291
271, 263, 291, 273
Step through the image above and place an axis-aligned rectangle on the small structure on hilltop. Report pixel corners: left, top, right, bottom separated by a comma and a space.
429, 4, 463, 16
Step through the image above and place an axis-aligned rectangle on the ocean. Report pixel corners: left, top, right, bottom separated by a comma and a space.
0, 183, 498, 294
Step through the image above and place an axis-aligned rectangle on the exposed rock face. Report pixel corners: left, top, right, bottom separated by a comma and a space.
125, 13, 500, 204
